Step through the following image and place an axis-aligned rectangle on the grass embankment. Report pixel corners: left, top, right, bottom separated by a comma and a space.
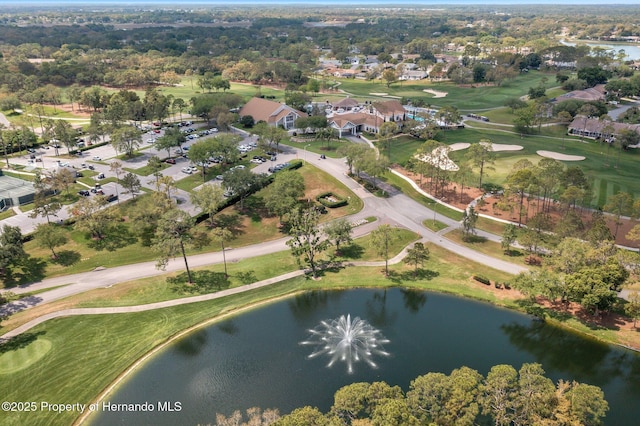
0, 241, 515, 426
0, 229, 418, 334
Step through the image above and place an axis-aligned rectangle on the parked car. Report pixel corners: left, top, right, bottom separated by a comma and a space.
97, 173, 105, 179
26, 148, 36, 153
105, 194, 118, 202
78, 190, 90, 196
165, 158, 176, 164
181, 167, 193, 174
92, 156, 102, 161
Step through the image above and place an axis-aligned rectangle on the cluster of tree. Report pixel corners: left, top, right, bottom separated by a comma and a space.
215, 363, 608, 426
511, 238, 631, 316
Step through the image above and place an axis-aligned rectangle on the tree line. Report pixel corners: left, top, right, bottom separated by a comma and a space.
214, 363, 608, 426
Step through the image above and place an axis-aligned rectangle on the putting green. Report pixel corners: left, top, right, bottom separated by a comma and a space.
0, 339, 52, 374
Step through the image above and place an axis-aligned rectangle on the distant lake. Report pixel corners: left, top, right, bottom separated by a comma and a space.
560, 39, 640, 60
90, 288, 640, 425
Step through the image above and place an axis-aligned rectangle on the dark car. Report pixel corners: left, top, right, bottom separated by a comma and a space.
165, 158, 176, 164
78, 190, 90, 196
97, 173, 105, 179
105, 194, 118, 202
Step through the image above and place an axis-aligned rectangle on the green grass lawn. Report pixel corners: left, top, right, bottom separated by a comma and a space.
0, 241, 519, 426
336, 70, 557, 111
8, 163, 365, 286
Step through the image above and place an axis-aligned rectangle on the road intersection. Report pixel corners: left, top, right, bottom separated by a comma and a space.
0, 138, 528, 339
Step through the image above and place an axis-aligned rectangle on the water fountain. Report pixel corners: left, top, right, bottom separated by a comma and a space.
300, 314, 390, 374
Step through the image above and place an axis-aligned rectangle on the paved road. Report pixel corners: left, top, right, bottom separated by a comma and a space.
0, 142, 528, 338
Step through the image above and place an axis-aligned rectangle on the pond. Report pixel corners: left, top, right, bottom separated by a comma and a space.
90, 288, 640, 425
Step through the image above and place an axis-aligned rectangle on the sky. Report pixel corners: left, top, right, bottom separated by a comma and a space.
0, 0, 638, 6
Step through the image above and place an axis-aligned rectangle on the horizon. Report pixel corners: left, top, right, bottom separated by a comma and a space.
0, 0, 638, 6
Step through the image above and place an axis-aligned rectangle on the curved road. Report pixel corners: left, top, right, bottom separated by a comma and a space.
0, 146, 527, 339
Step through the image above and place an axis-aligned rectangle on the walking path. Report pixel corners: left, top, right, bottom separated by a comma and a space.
0, 144, 528, 340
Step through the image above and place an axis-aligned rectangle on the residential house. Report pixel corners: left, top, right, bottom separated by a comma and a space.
554, 84, 607, 103
239, 97, 306, 130
568, 116, 640, 140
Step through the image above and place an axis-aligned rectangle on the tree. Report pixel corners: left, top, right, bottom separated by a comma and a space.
187, 138, 215, 181
513, 363, 556, 425
191, 183, 226, 227
146, 155, 164, 190
370, 224, 397, 276
337, 143, 370, 176
379, 121, 398, 160
253, 122, 288, 153
50, 168, 76, 198
501, 223, 518, 255
461, 206, 479, 239
155, 127, 185, 159
223, 167, 262, 210
382, 68, 398, 88
109, 160, 123, 203
212, 227, 233, 278
566, 382, 609, 425
111, 126, 142, 157
625, 291, 640, 328
403, 242, 429, 276
68, 196, 112, 240
53, 120, 76, 155
264, 170, 305, 224
615, 128, 640, 168
603, 191, 633, 238
121, 172, 142, 199
0, 225, 26, 281
467, 140, 495, 188
506, 162, 537, 226
286, 206, 329, 278
479, 364, 518, 426
153, 209, 203, 284
34, 223, 67, 259
324, 218, 353, 255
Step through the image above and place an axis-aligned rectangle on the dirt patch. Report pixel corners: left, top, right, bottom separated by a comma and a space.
537, 298, 640, 350
395, 167, 639, 247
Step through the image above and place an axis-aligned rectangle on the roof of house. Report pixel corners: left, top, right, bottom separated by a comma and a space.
568, 116, 640, 135
333, 97, 360, 108
330, 112, 378, 129
555, 84, 607, 103
239, 97, 305, 124
372, 99, 406, 116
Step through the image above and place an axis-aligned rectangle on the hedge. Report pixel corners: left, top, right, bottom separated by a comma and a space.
473, 275, 491, 285
315, 191, 348, 208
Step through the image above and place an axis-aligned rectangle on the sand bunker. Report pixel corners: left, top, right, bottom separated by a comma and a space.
449, 143, 470, 151
370, 92, 388, 96
423, 89, 448, 98
537, 150, 585, 161
415, 146, 459, 171
491, 144, 524, 152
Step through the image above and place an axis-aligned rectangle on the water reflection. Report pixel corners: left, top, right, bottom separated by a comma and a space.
501, 321, 621, 385
400, 288, 428, 313
174, 329, 208, 356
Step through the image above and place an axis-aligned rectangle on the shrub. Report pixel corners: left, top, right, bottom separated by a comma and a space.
315, 191, 348, 208
524, 255, 542, 266
473, 275, 491, 285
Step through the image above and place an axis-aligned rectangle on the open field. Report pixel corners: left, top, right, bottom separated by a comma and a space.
336, 70, 556, 111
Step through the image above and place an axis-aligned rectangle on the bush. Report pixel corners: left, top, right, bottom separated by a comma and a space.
524, 255, 542, 266
473, 275, 491, 285
315, 191, 348, 208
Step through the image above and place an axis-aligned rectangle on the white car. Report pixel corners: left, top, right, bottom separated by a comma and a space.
181, 167, 193, 174
92, 156, 102, 161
